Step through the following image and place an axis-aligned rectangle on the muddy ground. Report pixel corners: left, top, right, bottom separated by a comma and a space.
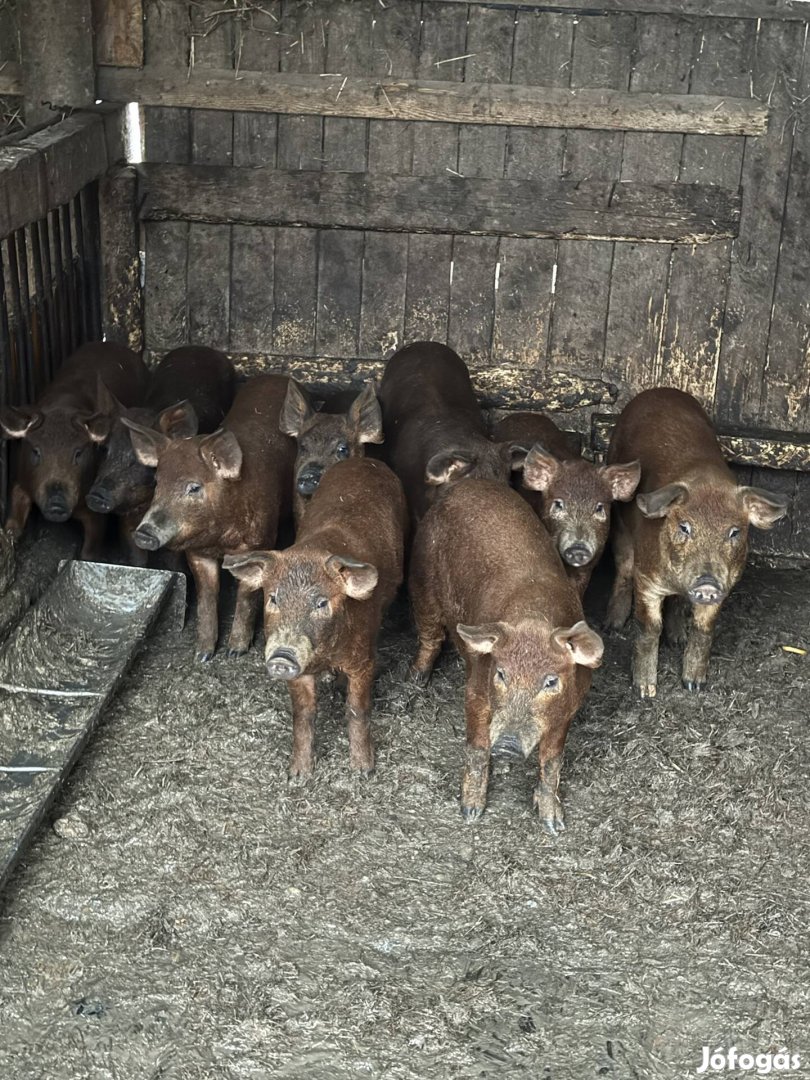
0, 529, 808, 1080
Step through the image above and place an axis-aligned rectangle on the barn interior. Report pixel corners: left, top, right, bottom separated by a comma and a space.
0, 1, 808, 1077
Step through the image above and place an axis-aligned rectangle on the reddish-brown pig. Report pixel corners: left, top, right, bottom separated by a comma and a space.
85, 346, 236, 562
409, 478, 603, 832
379, 342, 527, 520
0, 341, 148, 558
494, 411, 640, 596
606, 388, 789, 697
279, 379, 384, 524
224, 457, 407, 775
123, 374, 295, 661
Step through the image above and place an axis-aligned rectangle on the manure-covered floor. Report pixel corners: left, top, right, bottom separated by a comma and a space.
1, 538, 808, 1080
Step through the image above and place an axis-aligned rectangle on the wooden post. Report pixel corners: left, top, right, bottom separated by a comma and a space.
98, 166, 143, 352
18, 0, 95, 128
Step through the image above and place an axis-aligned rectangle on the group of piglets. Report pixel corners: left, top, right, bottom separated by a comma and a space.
0, 340, 789, 832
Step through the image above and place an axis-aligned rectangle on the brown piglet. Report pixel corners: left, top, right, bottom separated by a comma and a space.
379, 342, 527, 520
410, 478, 603, 832
123, 374, 295, 661
279, 379, 384, 524
494, 412, 640, 596
606, 388, 789, 697
0, 341, 148, 558
86, 346, 236, 563
224, 457, 407, 775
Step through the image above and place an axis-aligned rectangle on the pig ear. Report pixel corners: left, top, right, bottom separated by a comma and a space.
425, 450, 476, 486
552, 620, 604, 669
456, 622, 505, 654
78, 411, 113, 444
325, 554, 379, 599
521, 444, 560, 493
349, 382, 384, 445
158, 399, 199, 439
200, 429, 242, 480
507, 443, 530, 471
121, 417, 170, 468
223, 550, 276, 592
739, 486, 790, 530
0, 406, 43, 439
95, 376, 123, 417
600, 460, 641, 502
636, 482, 688, 518
280, 379, 314, 438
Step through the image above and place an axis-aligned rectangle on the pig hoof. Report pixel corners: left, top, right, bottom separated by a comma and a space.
461, 804, 485, 823
540, 816, 565, 837
682, 678, 706, 693
197, 649, 215, 663
288, 759, 314, 779
226, 646, 248, 659
635, 682, 657, 699
410, 667, 431, 688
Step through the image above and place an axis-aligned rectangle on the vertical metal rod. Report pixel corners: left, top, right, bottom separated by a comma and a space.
51, 207, 69, 367
82, 182, 103, 340
73, 192, 89, 343
16, 227, 35, 404
30, 221, 50, 399
37, 215, 57, 382
61, 204, 78, 353
6, 232, 27, 405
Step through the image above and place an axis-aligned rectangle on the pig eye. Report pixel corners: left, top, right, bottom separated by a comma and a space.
542, 674, 560, 691
184, 482, 203, 497
678, 521, 692, 537
494, 667, 507, 685
73, 446, 87, 464
30, 445, 41, 464
268, 592, 278, 606
728, 526, 741, 541
551, 499, 565, 512
335, 442, 350, 460
314, 596, 329, 611
594, 502, 606, 517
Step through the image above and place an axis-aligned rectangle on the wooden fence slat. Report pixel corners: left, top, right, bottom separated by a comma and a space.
272, 227, 318, 357
660, 18, 754, 409
315, 229, 365, 357
92, 0, 144, 68
18, 0, 94, 127
143, 221, 188, 353
276, 0, 327, 172
138, 165, 742, 244
0, 62, 22, 97
322, 0, 371, 172
448, 236, 500, 364
410, 3, 467, 179
142, 0, 191, 164
97, 66, 771, 136
367, 0, 420, 175
423, 0, 810, 19
229, 226, 274, 354
358, 232, 408, 360
404, 234, 452, 343
233, 6, 280, 167
457, 8, 515, 179
549, 13, 635, 381
604, 14, 697, 395
99, 166, 143, 352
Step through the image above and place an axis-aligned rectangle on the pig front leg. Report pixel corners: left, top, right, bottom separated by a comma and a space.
533, 725, 569, 836
75, 505, 107, 561
226, 582, 258, 658
566, 564, 593, 600
682, 601, 723, 691
633, 586, 665, 698
461, 658, 492, 822
410, 597, 445, 687
606, 521, 634, 630
5, 484, 31, 540
186, 552, 220, 661
345, 659, 375, 774
288, 674, 317, 777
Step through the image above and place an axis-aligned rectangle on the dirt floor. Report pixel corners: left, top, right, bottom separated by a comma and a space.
0, 529, 808, 1080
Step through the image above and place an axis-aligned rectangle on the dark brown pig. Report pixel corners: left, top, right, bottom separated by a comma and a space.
0, 341, 148, 558
123, 374, 295, 661
224, 457, 407, 775
410, 478, 603, 832
378, 342, 527, 520
85, 346, 236, 562
279, 379, 383, 524
494, 411, 640, 596
606, 388, 789, 697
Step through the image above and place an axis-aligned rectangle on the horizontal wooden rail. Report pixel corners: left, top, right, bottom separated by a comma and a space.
97, 67, 769, 137
139, 164, 740, 245
591, 414, 810, 471
424, 0, 810, 19
0, 61, 22, 97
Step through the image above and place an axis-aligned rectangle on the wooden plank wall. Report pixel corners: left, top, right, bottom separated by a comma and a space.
137, 0, 810, 561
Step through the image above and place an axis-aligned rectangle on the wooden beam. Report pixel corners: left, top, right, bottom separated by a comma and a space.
426, 0, 810, 19
99, 166, 143, 352
0, 61, 22, 98
17, 0, 95, 127
97, 66, 769, 137
92, 0, 144, 68
591, 413, 810, 471
138, 164, 741, 245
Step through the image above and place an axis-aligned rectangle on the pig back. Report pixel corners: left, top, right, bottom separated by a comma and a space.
415, 478, 578, 628
379, 342, 483, 427
225, 374, 296, 513
608, 387, 730, 490
492, 412, 577, 461
297, 457, 407, 588
147, 346, 236, 431
43, 341, 148, 410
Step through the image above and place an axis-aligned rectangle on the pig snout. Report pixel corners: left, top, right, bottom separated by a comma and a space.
133, 524, 162, 551
561, 541, 593, 567
490, 733, 526, 761
42, 485, 72, 523
266, 647, 302, 680
86, 483, 114, 514
296, 465, 324, 496
688, 574, 724, 606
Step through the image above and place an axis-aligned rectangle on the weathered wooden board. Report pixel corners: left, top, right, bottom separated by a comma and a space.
232, 6, 280, 168
457, 8, 515, 178
404, 234, 452, 344
448, 236, 500, 364
92, 0, 144, 68
143, 220, 188, 353
272, 227, 318, 356
139, 166, 742, 244
409, 4, 466, 179
0, 62, 22, 97
366, 0, 419, 175
18, 0, 94, 126
97, 66, 771, 136
315, 229, 364, 357
98, 166, 143, 352
358, 231, 408, 360
427, 0, 810, 18
0, 561, 184, 894
142, 0, 191, 164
